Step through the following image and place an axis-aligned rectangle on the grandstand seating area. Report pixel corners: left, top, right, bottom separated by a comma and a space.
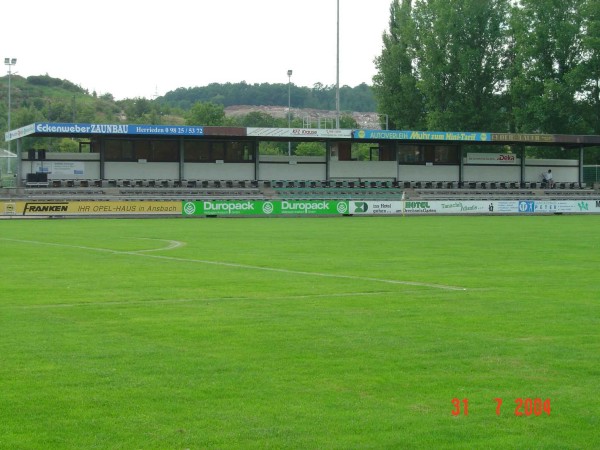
2, 178, 596, 202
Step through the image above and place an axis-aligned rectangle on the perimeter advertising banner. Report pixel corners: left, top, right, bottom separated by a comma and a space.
347, 200, 600, 215
1, 201, 181, 216
6, 122, 204, 141
182, 200, 350, 216
183, 199, 599, 216
354, 129, 490, 142
247, 128, 352, 139
2, 199, 598, 217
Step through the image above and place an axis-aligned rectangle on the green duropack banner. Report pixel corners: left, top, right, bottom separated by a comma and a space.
182, 200, 350, 216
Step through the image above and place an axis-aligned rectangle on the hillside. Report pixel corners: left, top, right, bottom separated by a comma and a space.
225, 105, 382, 129
0, 75, 381, 131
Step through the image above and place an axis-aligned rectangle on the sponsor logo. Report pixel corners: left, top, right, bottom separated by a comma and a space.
292, 129, 318, 135
183, 202, 196, 215
518, 201, 535, 213
3, 203, 16, 215
281, 201, 329, 213
497, 154, 515, 161
441, 202, 463, 209
262, 202, 274, 214
354, 202, 368, 213
90, 124, 128, 133
578, 201, 589, 211
203, 201, 255, 213
23, 202, 69, 215
405, 201, 431, 209
336, 202, 348, 214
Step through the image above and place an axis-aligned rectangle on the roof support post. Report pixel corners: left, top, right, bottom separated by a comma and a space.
520, 145, 525, 186
579, 145, 584, 187
458, 144, 464, 185
178, 137, 184, 182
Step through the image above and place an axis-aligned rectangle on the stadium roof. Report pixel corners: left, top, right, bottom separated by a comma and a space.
0, 149, 17, 157
5, 122, 600, 147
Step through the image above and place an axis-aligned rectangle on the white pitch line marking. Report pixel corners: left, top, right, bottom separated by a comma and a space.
1, 238, 467, 291
132, 238, 185, 253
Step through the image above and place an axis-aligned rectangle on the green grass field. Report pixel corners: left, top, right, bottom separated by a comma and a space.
1, 216, 598, 449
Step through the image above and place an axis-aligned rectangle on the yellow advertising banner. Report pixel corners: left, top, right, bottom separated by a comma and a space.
1, 201, 181, 216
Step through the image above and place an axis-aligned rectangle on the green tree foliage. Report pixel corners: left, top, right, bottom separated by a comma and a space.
374, 0, 598, 139
258, 142, 287, 155
159, 81, 376, 112
578, 0, 600, 134
238, 111, 281, 127
339, 114, 359, 129
413, 0, 510, 130
510, 0, 587, 134
373, 0, 425, 129
295, 142, 326, 156
27, 74, 87, 94
340, 83, 376, 112
186, 101, 226, 126
55, 138, 80, 153
352, 143, 379, 161
13, 106, 45, 129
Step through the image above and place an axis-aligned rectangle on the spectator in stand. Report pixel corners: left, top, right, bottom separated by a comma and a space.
543, 169, 555, 188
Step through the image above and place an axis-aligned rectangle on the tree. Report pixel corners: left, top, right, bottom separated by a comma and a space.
55, 138, 80, 153
186, 101, 226, 126
239, 111, 279, 127
13, 106, 45, 129
578, 0, 600, 134
413, 0, 510, 130
509, 0, 587, 134
119, 97, 154, 122
374, 0, 509, 131
258, 142, 286, 155
295, 142, 326, 156
339, 114, 359, 129
373, 0, 425, 129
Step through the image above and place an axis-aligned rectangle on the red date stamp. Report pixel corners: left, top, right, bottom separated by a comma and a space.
451, 398, 551, 416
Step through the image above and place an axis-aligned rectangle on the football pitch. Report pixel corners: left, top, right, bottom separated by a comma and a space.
1, 216, 598, 449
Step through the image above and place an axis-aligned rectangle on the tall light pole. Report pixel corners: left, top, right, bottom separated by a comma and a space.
287, 69, 293, 156
5, 57, 17, 174
335, 0, 340, 129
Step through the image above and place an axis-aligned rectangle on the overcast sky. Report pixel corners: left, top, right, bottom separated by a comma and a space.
3, 0, 391, 100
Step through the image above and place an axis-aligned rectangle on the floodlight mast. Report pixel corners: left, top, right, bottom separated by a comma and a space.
5, 57, 17, 174
335, 0, 340, 129
287, 69, 293, 156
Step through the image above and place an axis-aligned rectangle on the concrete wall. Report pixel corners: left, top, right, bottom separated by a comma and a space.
104, 162, 179, 180
22, 153, 101, 180
398, 164, 459, 182
183, 163, 255, 180
329, 161, 397, 179
258, 163, 327, 181
20, 152, 581, 183
463, 165, 522, 182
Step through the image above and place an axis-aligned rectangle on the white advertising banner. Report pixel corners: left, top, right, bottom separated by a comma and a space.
348, 199, 600, 215
31, 161, 85, 176
247, 127, 352, 139
466, 153, 519, 164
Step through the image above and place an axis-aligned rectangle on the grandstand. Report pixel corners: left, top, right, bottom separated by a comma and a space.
2, 122, 599, 216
